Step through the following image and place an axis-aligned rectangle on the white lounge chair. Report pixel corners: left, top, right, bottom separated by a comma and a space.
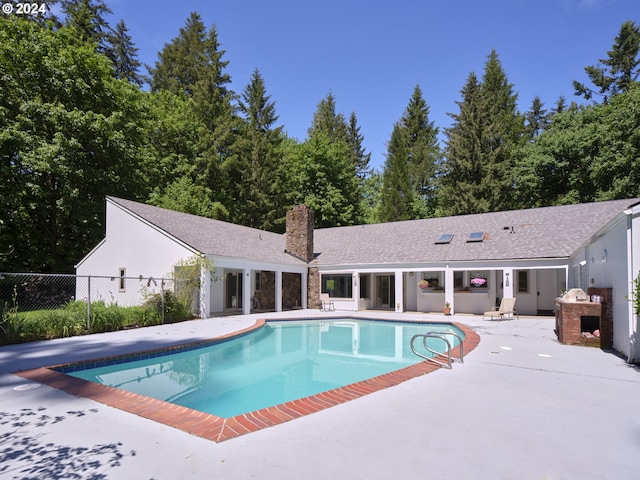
320, 293, 335, 312
483, 297, 518, 321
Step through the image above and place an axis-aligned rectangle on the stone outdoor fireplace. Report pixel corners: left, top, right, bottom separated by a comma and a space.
555, 287, 613, 349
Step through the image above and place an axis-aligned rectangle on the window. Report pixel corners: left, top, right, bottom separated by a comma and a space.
470, 271, 488, 288
421, 272, 442, 290
322, 274, 353, 298
454, 271, 464, 289
359, 275, 370, 299
435, 233, 454, 244
255, 271, 261, 291
467, 231, 485, 242
118, 268, 126, 292
517, 270, 529, 293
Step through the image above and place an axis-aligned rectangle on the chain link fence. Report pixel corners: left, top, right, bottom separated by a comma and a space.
0, 272, 195, 345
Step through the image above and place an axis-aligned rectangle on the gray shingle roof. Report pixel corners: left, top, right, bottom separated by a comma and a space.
312, 199, 640, 266
110, 196, 639, 268
108, 197, 306, 266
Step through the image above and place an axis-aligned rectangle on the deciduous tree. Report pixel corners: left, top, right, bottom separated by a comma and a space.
0, 19, 149, 272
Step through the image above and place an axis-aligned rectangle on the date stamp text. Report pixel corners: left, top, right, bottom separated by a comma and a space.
2, 3, 49, 15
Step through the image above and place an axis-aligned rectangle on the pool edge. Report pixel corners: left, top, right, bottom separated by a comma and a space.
14, 319, 480, 443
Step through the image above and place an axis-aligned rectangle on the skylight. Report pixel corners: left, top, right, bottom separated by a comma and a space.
435, 233, 454, 244
467, 231, 485, 242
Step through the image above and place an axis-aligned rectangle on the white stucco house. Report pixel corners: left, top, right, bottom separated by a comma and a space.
76, 196, 640, 363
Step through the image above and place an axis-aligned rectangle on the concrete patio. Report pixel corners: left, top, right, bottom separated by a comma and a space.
1, 311, 639, 479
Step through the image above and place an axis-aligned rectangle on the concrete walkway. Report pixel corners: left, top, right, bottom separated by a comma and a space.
1, 311, 639, 479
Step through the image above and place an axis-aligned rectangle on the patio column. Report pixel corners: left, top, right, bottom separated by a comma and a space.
301, 270, 308, 309
503, 268, 514, 298
242, 269, 251, 315
444, 267, 454, 313
394, 271, 403, 312
275, 270, 283, 312
353, 272, 360, 311
200, 265, 211, 318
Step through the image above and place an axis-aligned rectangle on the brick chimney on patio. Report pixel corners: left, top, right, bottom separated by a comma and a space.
285, 205, 314, 262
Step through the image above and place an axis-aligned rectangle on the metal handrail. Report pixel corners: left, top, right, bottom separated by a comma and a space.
410, 331, 464, 369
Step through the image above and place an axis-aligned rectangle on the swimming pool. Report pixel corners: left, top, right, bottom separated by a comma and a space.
59, 319, 464, 418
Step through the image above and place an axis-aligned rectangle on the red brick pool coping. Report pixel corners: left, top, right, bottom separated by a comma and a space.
15, 319, 480, 443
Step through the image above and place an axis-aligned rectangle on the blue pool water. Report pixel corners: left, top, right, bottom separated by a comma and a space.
64, 319, 463, 418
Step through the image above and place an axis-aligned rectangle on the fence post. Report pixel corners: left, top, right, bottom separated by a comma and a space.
86, 275, 91, 330
161, 278, 165, 324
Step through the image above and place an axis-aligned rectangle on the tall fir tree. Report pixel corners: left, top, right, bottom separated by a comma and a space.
308, 91, 348, 143
61, 0, 112, 51
398, 84, 441, 216
298, 91, 363, 225
440, 51, 523, 215
552, 95, 567, 114
232, 69, 285, 230
149, 12, 209, 95
105, 19, 143, 85
148, 12, 236, 219
347, 111, 371, 181
439, 72, 487, 215
480, 50, 524, 210
574, 20, 640, 103
378, 123, 413, 222
525, 95, 549, 141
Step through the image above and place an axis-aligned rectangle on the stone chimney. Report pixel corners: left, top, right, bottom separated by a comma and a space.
285, 205, 314, 262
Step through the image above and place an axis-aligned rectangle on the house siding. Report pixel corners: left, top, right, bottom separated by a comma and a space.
570, 213, 632, 358
76, 200, 197, 307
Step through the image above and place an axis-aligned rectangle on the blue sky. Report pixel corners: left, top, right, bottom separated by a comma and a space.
103, 0, 638, 170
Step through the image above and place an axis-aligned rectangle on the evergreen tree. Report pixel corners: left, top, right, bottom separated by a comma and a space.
440, 51, 524, 215
149, 12, 236, 219
439, 72, 487, 215
149, 12, 216, 96
573, 20, 640, 102
480, 50, 524, 210
145, 90, 228, 220
361, 170, 383, 224
105, 19, 143, 85
552, 95, 567, 115
525, 95, 549, 141
301, 91, 363, 224
61, 0, 112, 51
398, 84, 441, 216
231, 69, 285, 230
308, 91, 348, 143
378, 123, 413, 222
347, 111, 371, 181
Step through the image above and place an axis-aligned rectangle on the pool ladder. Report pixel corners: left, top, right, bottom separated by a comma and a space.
410, 332, 464, 369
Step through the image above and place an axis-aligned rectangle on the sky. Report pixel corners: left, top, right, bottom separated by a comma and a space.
102, 0, 638, 171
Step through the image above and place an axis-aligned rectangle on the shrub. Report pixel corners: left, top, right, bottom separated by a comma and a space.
0, 294, 193, 345
144, 290, 192, 323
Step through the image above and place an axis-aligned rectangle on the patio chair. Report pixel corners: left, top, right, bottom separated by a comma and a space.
320, 293, 335, 312
483, 297, 518, 321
